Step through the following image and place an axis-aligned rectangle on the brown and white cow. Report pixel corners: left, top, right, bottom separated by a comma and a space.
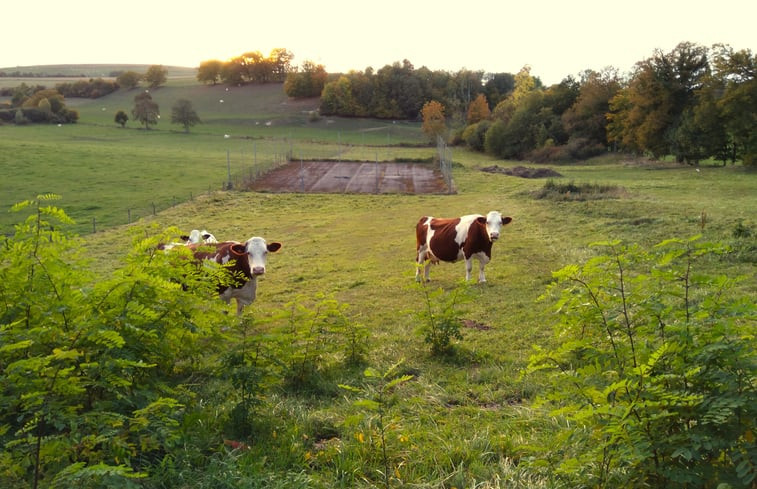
190, 237, 282, 315
415, 211, 512, 283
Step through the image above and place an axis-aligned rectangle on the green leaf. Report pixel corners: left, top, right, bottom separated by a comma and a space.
353, 399, 380, 411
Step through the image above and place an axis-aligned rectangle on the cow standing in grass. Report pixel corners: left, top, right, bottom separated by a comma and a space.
190, 237, 282, 315
415, 211, 512, 283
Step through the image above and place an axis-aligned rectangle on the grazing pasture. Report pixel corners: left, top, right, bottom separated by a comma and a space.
2, 73, 755, 488
1, 82, 429, 235
82, 152, 756, 487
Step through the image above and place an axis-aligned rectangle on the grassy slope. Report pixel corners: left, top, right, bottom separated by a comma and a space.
83, 151, 756, 485
1, 79, 426, 235
3, 69, 756, 485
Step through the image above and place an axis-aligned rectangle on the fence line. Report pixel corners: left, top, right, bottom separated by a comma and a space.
3, 136, 442, 237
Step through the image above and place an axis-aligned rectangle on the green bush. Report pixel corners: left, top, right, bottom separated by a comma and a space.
0, 197, 226, 488
527, 237, 756, 488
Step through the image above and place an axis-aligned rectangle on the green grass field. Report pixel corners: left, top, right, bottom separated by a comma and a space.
1, 79, 428, 235
2, 70, 755, 487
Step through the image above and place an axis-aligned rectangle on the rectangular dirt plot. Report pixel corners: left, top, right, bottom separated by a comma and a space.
248, 161, 452, 194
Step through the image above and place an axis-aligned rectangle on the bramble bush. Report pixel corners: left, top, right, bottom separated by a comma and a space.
527, 237, 756, 488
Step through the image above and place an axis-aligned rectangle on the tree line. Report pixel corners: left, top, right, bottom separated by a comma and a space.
317, 42, 754, 166
196, 49, 295, 86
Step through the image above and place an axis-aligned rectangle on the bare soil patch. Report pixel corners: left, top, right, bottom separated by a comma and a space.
248, 161, 452, 194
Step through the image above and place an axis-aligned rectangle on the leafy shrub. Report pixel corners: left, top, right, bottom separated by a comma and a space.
527, 237, 756, 488
0, 198, 227, 488
414, 282, 472, 356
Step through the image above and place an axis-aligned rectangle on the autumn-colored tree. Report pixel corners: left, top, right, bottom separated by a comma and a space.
562, 69, 622, 146
466, 93, 490, 124
492, 65, 537, 124
421, 100, 446, 141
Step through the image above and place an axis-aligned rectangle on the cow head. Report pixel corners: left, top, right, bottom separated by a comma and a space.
229, 237, 282, 276
182, 229, 218, 245
483, 211, 513, 241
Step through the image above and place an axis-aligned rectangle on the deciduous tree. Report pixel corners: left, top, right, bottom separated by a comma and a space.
284, 60, 328, 98
421, 100, 446, 141
171, 98, 200, 133
197, 60, 223, 85
116, 70, 141, 89
132, 92, 159, 129
115, 109, 128, 127
466, 93, 490, 124
143, 64, 168, 88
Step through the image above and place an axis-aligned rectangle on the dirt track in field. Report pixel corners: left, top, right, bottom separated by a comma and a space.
247, 161, 452, 194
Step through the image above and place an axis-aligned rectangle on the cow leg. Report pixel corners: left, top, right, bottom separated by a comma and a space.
465, 258, 473, 281
477, 254, 490, 283
416, 246, 431, 282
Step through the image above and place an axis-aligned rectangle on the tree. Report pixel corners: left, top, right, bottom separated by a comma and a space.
197, 60, 223, 85
132, 92, 159, 129
143, 64, 168, 88
562, 69, 622, 147
607, 42, 709, 161
420, 100, 446, 141
320, 76, 359, 116
171, 99, 200, 133
710, 44, 757, 165
284, 60, 328, 98
116, 70, 141, 89
466, 93, 490, 124
269, 47, 295, 82
114, 110, 128, 127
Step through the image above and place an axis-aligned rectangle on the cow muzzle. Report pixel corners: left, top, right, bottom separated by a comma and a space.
489, 233, 499, 241
252, 266, 266, 275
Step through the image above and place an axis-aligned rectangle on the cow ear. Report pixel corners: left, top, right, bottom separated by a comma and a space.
180, 235, 190, 241
502, 217, 513, 225
230, 243, 247, 256
267, 242, 282, 253
476, 217, 487, 224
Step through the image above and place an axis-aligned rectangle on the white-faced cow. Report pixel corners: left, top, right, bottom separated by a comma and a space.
190, 237, 282, 315
159, 229, 217, 250
183, 229, 217, 245
415, 211, 512, 283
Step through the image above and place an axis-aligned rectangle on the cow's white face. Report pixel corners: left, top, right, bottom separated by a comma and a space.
485, 211, 506, 241
185, 229, 217, 244
244, 237, 282, 276
201, 230, 217, 243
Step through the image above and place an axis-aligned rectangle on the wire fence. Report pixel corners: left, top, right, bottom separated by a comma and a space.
1, 137, 447, 237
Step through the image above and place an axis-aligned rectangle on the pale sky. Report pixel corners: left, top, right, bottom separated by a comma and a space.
4, 0, 755, 85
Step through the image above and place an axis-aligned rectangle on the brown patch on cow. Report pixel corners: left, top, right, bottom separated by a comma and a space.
426, 217, 464, 262
481, 165, 563, 178
462, 319, 492, 331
